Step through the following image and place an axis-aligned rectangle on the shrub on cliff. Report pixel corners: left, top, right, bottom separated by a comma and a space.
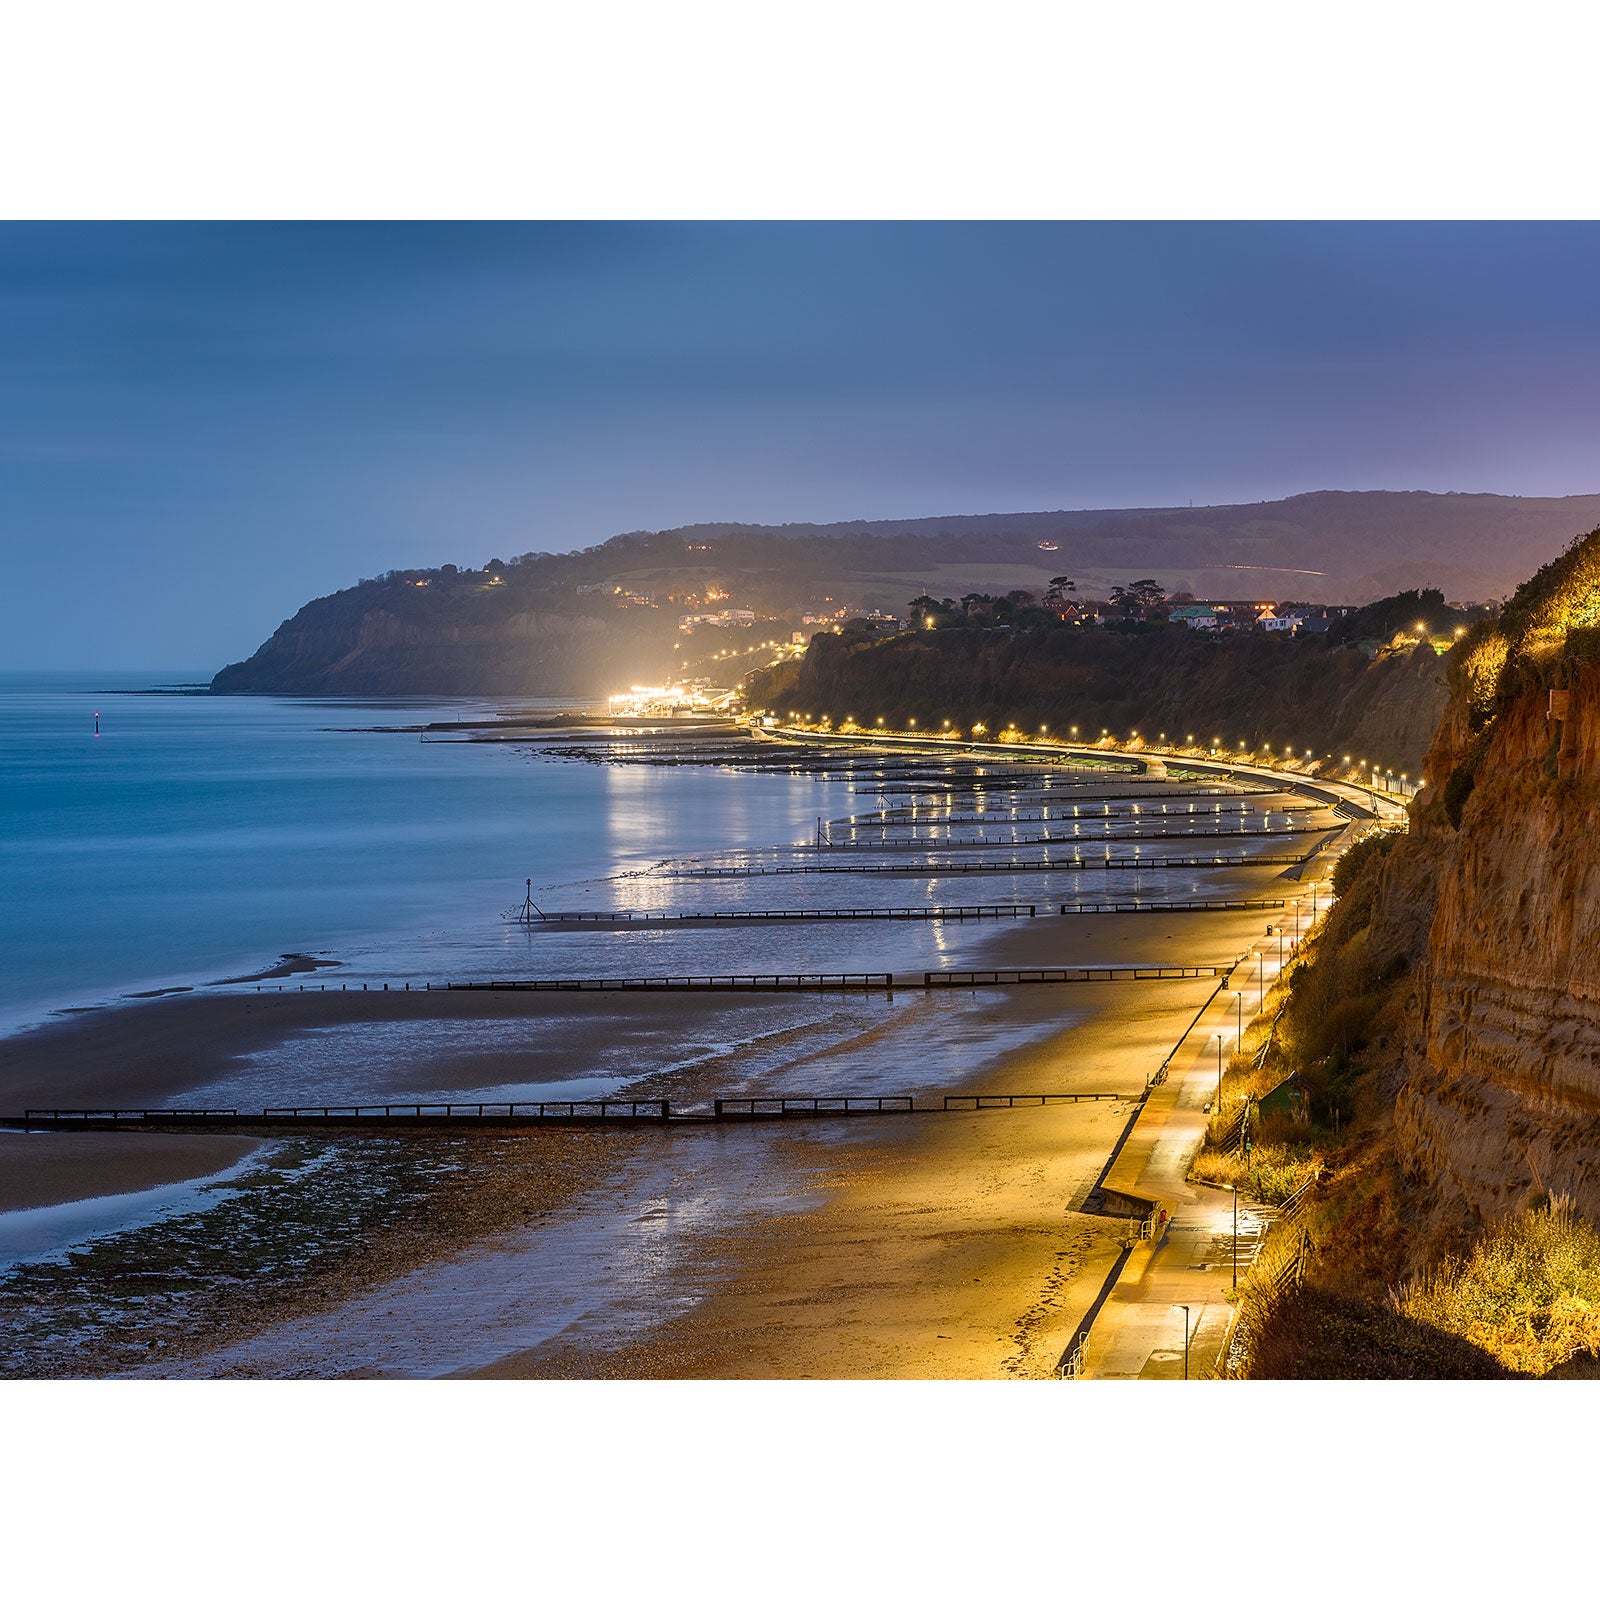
1397, 1197, 1600, 1375
1241, 1286, 1508, 1379
1331, 830, 1395, 897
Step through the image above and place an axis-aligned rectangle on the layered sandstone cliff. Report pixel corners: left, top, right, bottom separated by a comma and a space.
1375, 531, 1600, 1223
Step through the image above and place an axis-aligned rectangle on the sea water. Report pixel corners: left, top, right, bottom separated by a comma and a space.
0, 672, 831, 1030
1, 673, 1298, 1039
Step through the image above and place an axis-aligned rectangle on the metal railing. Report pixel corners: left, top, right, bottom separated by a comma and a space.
1058, 1332, 1090, 1379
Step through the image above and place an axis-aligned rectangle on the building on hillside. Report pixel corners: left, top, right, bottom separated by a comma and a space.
1169, 603, 1222, 630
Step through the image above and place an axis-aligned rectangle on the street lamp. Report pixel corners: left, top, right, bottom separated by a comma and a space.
1257, 949, 1265, 1006
1234, 990, 1244, 1049
1178, 1304, 1192, 1379
1232, 1185, 1240, 1290
1216, 1031, 1225, 1102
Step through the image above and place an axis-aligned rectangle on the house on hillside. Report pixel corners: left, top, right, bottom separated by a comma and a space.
1169, 603, 1222, 630
1255, 610, 1297, 632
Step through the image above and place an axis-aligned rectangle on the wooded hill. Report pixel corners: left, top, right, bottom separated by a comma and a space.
211, 490, 1600, 696
746, 615, 1459, 775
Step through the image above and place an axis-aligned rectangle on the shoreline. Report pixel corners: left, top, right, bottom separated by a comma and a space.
0, 728, 1342, 1377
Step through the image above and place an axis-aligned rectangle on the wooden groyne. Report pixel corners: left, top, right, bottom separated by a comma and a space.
526, 899, 1278, 925
848, 798, 1325, 823
1059, 898, 1286, 914
924, 965, 1224, 986
816, 822, 1334, 850
524, 904, 1037, 925
438, 973, 894, 992
7, 1090, 1135, 1135
660, 851, 1319, 878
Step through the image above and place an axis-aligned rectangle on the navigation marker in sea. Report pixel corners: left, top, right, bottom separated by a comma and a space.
507, 878, 544, 924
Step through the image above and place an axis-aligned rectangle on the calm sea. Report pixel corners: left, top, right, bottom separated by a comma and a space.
0, 673, 835, 1031
0, 673, 1295, 1040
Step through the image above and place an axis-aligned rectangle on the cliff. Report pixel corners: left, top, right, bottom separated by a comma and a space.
1279, 528, 1600, 1239
1387, 534, 1600, 1225
749, 624, 1452, 776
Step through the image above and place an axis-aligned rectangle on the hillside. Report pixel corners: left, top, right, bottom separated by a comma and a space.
211, 490, 1600, 696
747, 622, 1455, 776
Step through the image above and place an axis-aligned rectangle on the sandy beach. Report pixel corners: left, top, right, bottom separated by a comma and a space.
0, 1130, 263, 1211
0, 731, 1322, 1378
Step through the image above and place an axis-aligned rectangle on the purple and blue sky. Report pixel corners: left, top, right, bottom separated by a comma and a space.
6, 221, 1600, 670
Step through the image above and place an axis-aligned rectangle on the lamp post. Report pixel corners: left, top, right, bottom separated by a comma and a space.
1216, 1031, 1225, 1103
1257, 950, 1264, 1006
1234, 990, 1244, 1050
1232, 1185, 1239, 1290
1178, 1304, 1191, 1380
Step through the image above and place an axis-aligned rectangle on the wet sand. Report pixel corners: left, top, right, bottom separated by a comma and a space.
0, 897, 1269, 1114
480, 974, 1200, 1379
0, 847, 1312, 1376
0, 1130, 263, 1211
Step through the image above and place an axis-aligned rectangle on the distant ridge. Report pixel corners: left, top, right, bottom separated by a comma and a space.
213, 489, 1600, 696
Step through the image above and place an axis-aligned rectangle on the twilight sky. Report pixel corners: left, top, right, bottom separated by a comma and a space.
6, 221, 1600, 670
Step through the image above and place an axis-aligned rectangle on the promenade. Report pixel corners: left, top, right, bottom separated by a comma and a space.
1079, 857, 1335, 1379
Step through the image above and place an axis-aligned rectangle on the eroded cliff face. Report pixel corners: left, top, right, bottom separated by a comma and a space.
1388, 534, 1600, 1224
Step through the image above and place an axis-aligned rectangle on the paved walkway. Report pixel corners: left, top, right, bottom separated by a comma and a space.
1079, 853, 1343, 1379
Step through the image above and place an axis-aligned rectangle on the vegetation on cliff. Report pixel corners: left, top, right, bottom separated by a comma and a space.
749, 610, 1461, 775
1234, 525, 1600, 1377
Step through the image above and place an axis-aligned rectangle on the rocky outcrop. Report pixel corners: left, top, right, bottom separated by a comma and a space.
1385, 531, 1600, 1223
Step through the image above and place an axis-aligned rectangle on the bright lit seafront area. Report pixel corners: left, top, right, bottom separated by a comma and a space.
0, 738, 1333, 1376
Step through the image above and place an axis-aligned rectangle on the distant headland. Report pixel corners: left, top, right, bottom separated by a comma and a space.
211, 489, 1600, 698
